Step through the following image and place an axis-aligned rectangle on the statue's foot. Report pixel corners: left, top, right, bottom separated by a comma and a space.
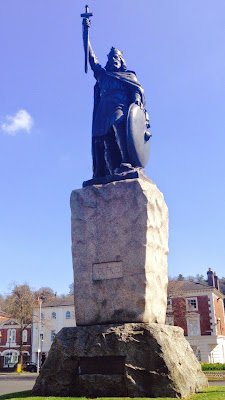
114, 163, 133, 174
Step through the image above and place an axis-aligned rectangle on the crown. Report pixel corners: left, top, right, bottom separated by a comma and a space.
107, 47, 123, 58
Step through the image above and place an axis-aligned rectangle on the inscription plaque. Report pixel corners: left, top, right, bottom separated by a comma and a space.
79, 356, 125, 375
92, 261, 123, 281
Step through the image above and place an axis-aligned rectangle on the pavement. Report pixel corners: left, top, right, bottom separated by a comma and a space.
208, 380, 225, 386
0, 373, 38, 396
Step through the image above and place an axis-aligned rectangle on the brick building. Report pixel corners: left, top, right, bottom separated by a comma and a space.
166, 269, 225, 363
0, 312, 31, 370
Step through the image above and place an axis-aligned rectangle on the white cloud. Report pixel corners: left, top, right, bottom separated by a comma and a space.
1, 110, 34, 135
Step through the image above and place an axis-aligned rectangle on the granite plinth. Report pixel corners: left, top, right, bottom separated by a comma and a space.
32, 323, 208, 398
70, 178, 169, 326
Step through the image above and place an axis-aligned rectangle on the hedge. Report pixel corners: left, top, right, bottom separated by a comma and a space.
201, 363, 225, 371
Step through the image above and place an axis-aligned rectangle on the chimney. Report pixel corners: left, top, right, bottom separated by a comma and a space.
207, 268, 215, 287
214, 272, 220, 291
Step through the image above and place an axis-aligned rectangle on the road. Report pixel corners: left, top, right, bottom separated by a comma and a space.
0, 374, 224, 397
0, 373, 38, 396
208, 380, 225, 386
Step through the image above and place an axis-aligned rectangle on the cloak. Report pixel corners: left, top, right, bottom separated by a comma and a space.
92, 69, 145, 136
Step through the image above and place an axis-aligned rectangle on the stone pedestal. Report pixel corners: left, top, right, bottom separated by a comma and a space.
70, 177, 169, 326
33, 176, 209, 398
32, 323, 208, 398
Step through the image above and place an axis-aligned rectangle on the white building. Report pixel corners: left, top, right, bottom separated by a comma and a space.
32, 295, 75, 365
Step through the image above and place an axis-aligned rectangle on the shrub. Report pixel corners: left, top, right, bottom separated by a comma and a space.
201, 362, 225, 371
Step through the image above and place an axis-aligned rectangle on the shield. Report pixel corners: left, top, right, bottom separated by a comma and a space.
127, 103, 151, 168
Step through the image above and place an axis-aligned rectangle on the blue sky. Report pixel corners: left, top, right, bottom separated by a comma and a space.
0, 0, 225, 297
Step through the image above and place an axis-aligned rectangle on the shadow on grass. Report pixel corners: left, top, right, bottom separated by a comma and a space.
201, 389, 225, 393
1, 387, 225, 400
0, 391, 32, 399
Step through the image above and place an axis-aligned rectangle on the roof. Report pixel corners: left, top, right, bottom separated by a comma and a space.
0, 316, 10, 325
1, 319, 20, 326
168, 280, 224, 298
40, 295, 74, 308
0, 310, 10, 318
0, 311, 11, 325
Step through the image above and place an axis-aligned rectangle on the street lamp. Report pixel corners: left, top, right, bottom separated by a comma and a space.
37, 295, 43, 373
8, 335, 11, 372
41, 337, 43, 367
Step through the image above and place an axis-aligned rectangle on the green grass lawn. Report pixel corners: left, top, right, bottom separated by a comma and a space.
1, 387, 225, 400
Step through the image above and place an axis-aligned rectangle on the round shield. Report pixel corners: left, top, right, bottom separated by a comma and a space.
127, 103, 151, 168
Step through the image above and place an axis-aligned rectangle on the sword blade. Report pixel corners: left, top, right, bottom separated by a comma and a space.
83, 27, 89, 73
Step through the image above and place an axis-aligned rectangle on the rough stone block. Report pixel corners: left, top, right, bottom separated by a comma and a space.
32, 323, 208, 398
70, 178, 169, 325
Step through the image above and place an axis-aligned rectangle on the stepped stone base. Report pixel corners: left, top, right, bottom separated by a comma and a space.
32, 323, 208, 398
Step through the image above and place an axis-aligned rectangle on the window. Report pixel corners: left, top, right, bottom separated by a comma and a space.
22, 330, 28, 343
7, 329, 11, 343
167, 299, 172, 311
166, 315, 174, 326
186, 297, 198, 311
186, 313, 201, 336
66, 311, 71, 319
4, 351, 18, 367
7, 329, 16, 344
51, 330, 56, 341
51, 312, 56, 320
12, 329, 16, 343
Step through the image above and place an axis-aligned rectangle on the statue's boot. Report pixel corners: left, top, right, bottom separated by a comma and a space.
104, 134, 121, 174
92, 138, 108, 178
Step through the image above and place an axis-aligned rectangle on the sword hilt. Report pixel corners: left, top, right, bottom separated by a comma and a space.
80, 5, 93, 19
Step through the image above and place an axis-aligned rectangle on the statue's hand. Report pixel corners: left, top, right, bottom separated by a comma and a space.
134, 92, 142, 108
83, 18, 91, 29
135, 99, 142, 108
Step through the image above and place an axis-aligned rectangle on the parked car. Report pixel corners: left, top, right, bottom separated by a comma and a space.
23, 361, 38, 372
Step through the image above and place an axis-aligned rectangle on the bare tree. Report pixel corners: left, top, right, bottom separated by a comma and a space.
34, 287, 56, 303
68, 283, 74, 295
0, 294, 6, 311
5, 284, 35, 366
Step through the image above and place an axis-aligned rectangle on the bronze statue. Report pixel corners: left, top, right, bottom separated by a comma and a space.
81, 6, 151, 182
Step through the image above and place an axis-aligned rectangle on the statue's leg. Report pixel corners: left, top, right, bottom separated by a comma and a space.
104, 130, 122, 174
113, 121, 131, 167
92, 137, 108, 178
